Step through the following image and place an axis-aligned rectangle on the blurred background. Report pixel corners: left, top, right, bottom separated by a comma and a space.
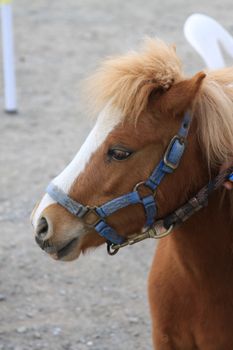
0, 1, 232, 349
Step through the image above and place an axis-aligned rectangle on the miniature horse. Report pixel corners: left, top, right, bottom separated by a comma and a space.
31, 39, 233, 349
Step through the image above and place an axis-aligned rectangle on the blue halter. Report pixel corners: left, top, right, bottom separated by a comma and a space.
47, 112, 192, 245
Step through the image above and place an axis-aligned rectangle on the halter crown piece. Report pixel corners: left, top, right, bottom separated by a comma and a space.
47, 112, 233, 255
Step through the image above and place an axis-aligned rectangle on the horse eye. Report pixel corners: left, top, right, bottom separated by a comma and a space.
108, 148, 132, 161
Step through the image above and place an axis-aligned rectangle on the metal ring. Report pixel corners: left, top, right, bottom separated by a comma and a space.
107, 242, 120, 256
133, 181, 146, 192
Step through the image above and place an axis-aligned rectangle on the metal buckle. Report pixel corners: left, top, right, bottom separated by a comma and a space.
82, 207, 101, 226
163, 135, 186, 170
147, 220, 174, 238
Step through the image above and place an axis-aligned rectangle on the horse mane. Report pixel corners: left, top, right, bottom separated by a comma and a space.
86, 38, 233, 169
85, 38, 183, 119
194, 68, 233, 168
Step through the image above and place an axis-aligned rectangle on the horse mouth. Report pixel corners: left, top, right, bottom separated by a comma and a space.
56, 237, 79, 260
35, 236, 80, 260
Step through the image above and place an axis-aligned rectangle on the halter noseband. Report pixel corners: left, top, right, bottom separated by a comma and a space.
46, 112, 191, 244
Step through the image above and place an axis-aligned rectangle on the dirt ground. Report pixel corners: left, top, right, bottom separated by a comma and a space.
0, 1, 232, 349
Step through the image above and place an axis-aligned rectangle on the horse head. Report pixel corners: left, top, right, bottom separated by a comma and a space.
31, 39, 208, 261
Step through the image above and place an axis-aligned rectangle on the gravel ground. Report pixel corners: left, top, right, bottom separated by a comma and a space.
0, 1, 233, 349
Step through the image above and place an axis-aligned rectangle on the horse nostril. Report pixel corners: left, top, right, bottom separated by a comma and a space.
36, 217, 49, 239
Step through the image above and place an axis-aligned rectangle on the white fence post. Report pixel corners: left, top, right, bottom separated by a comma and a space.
1, 0, 17, 113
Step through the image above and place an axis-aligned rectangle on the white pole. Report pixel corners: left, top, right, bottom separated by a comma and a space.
1, 0, 17, 113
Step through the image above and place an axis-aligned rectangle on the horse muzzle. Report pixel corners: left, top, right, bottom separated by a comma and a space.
35, 232, 80, 261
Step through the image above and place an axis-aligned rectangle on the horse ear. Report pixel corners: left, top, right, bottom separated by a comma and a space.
156, 72, 206, 115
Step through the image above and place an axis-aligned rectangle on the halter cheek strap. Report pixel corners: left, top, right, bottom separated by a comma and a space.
46, 112, 192, 245
145, 112, 190, 191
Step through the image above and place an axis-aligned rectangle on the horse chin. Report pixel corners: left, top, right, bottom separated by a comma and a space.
48, 237, 82, 262
51, 249, 81, 262
49, 243, 81, 261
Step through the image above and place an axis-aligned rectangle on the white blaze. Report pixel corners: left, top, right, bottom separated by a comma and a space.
32, 104, 121, 227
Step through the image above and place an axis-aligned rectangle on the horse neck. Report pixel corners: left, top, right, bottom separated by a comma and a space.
169, 190, 233, 282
